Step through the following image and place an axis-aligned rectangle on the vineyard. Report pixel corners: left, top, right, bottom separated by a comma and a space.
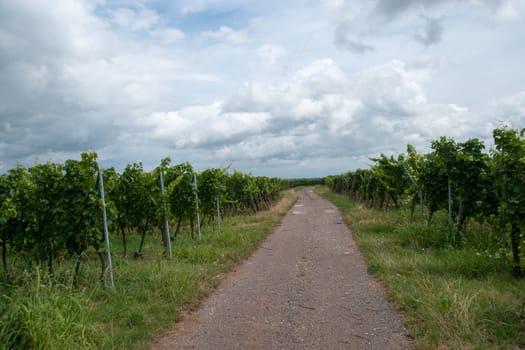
0, 154, 291, 348
1, 126, 524, 349
326, 126, 525, 276
0, 155, 286, 283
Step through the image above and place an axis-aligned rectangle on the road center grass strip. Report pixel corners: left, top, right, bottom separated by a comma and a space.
320, 188, 525, 350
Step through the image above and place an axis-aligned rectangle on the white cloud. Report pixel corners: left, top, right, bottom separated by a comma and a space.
109, 7, 159, 31
150, 28, 186, 43
202, 26, 248, 44
488, 91, 525, 128
181, 3, 204, 15
223, 59, 349, 124
321, 0, 345, 12
0, 0, 523, 177
358, 60, 428, 115
0, 0, 220, 166
137, 58, 488, 170
495, 0, 525, 20
139, 102, 271, 148
475, 0, 525, 20
180, 0, 214, 15
257, 44, 287, 63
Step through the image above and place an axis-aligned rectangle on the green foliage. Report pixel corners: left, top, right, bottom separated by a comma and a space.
492, 127, 525, 221
420, 137, 456, 220
62, 152, 104, 256
492, 126, 525, 276
1, 167, 33, 267
0, 153, 106, 275
0, 151, 286, 272
453, 138, 490, 227
327, 126, 525, 276
225, 171, 258, 213
198, 168, 227, 219
223, 171, 284, 215
0, 175, 16, 225
120, 162, 160, 232
166, 162, 196, 229
26, 162, 65, 270
370, 153, 410, 208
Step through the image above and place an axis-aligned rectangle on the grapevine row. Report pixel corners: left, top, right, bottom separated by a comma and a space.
0, 155, 286, 280
326, 126, 525, 277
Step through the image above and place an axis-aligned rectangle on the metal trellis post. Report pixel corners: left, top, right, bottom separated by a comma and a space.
193, 173, 202, 240
98, 169, 114, 288
159, 170, 172, 258
216, 194, 221, 233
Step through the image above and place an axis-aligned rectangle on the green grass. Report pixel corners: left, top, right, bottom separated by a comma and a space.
0, 190, 297, 349
321, 189, 525, 350
0, 272, 99, 349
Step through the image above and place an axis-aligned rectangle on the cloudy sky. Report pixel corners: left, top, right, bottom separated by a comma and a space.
1, 0, 524, 178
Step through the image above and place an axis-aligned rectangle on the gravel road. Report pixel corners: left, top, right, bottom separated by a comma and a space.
152, 189, 415, 349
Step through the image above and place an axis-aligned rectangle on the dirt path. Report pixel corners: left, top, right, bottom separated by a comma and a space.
151, 189, 414, 349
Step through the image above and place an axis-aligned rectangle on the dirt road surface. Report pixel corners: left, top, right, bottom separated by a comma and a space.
152, 189, 414, 349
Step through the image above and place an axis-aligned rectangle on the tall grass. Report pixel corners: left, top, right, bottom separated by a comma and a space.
0, 270, 100, 350
321, 189, 525, 349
